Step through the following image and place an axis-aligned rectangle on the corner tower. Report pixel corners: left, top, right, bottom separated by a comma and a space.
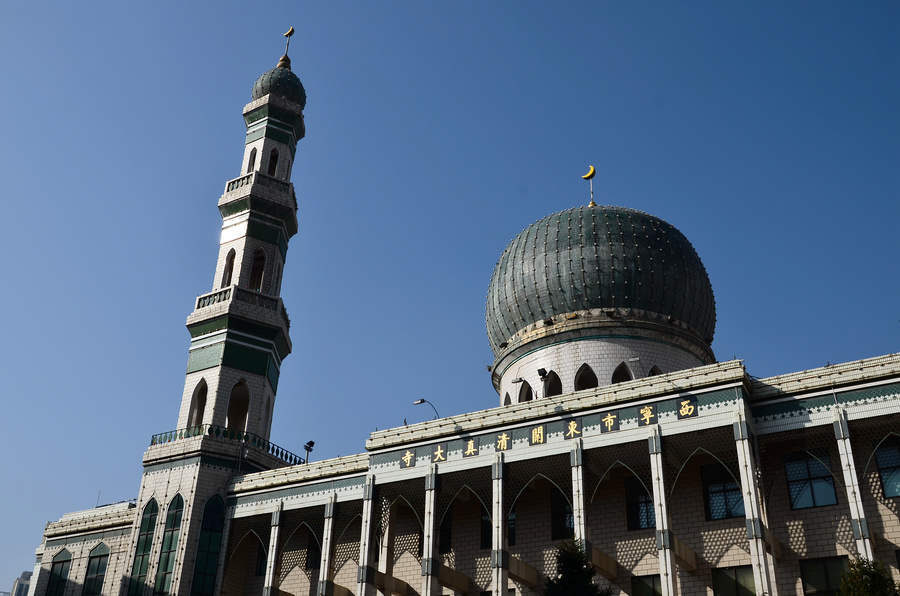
123, 45, 306, 596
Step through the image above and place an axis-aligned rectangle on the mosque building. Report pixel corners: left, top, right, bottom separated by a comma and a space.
27, 41, 900, 596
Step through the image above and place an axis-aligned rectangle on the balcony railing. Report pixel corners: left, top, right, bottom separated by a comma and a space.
196, 287, 231, 309
224, 172, 291, 195
150, 424, 304, 466
194, 286, 290, 330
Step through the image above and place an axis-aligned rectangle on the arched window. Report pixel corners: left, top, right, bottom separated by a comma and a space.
518, 381, 533, 403
226, 382, 250, 432
574, 364, 599, 391
611, 362, 633, 384
221, 249, 235, 288
128, 499, 159, 595
267, 148, 279, 177
191, 495, 226, 596
503, 393, 511, 406
153, 495, 185, 595
47, 549, 72, 596
648, 365, 662, 377
188, 380, 207, 429
543, 371, 562, 397
84, 543, 110, 596
247, 148, 257, 174
248, 249, 266, 292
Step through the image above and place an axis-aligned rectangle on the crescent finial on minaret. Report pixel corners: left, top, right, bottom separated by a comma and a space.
277, 26, 296, 70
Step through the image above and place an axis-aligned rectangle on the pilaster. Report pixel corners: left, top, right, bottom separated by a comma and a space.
833, 409, 875, 559
649, 426, 678, 596
734, 408, 778, 596
356, 475, 377, 596
491, 453, 508, 596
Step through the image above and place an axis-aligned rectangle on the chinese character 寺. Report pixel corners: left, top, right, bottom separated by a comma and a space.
464, 439, 478, 456
566, 420, 581, 438
401, 450, 414, 467
640, 405, 655, 425
679, 400, 695, 418
433, 445, 446, 462
497, 432, 510, 451
602, 412, 618, 432
531, 426, 545, 445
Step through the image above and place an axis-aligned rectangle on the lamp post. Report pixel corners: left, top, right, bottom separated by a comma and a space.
413, 399, 440, 420
303, 440, 315, 463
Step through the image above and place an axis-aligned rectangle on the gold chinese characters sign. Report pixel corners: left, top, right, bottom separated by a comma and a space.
395, 396, 700, 467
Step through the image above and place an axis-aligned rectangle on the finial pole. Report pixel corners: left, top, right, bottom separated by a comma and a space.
284, 26, 295, 56
582, 165, 597, 207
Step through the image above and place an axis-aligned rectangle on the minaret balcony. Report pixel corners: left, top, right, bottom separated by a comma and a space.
225, 171, 292, 196
189, 285, 291, 332
219, 171, 299, 225
148, 424, 304, 469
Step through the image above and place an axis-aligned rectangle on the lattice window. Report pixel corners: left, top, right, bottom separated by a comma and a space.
702, 464, 745, 520
784, 451, 838, 509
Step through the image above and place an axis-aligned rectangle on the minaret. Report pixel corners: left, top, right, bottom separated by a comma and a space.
122, 38, 306, 596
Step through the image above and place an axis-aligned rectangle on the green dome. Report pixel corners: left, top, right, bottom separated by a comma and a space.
251, 62, 306, 107
485, 205, 716, 355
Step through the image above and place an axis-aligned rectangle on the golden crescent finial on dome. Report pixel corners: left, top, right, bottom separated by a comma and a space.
583, 165, 597, 206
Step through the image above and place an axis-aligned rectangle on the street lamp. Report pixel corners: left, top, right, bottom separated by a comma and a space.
303, 440, 315, 463
413, 399, 440, 420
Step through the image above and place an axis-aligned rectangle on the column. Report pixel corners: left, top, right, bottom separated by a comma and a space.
734, 408, 778, 596
571, 440, 588, 546
491, 453, 508, 596
649, 426, 678, 596
833, 409, 875, 559
356, 474, 377, 596
263, 502, 283, 596
316, 494, 337, 596
421, 466, 440, 596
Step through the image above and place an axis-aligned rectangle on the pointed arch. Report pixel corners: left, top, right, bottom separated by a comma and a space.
190, 494, 225, 596
280, 521, 322, 579
188, 379, 208, 428
334, 514, 363, 547
543, 370, 562, 397
668, 447, 740, 496
226, 381, 250, 432
611, 362, 633, 384
248, 249, 267, 292
128, 499, 159, 595
574, 364, 599, 391
648, 365, 662, 377
509, 474, 570, 511
223, 530, 266, 595
47, 549, 72, 596
153, 494, 185, 595
518, 381, 533, 403
267, 148, 279, 177
503, 393, 511, 406
83, 542, 110, 595
221, 248, 235, 288
247, 148, 257, 174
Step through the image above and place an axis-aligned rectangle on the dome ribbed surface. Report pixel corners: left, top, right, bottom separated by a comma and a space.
251, 67, 306, 107
485, 205, 716, 354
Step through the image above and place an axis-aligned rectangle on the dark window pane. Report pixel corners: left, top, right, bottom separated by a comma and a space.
626, 476, 655, 530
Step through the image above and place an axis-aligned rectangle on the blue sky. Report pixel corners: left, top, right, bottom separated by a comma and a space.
0, 1, 897, 587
